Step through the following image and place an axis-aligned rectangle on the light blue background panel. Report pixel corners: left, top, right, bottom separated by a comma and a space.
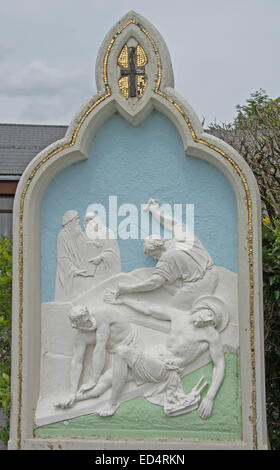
41, 110, 237, 302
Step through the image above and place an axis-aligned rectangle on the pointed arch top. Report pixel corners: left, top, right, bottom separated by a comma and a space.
10, 11, 266, 451
95, 11, 174, 96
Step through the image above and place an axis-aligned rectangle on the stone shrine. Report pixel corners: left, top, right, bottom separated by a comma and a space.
9, 12, 267, 450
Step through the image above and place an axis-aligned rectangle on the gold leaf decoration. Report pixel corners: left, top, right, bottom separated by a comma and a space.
117, 43, 148, 99
118, 76, 129, 99
136, 75, 147, 97
118, 45, 129, 69
136, 44, 147, 67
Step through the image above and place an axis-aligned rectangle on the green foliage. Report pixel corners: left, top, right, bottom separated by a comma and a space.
209, 90, 280, 449
235, 91, 280, 449
209, 89, 280, 224
235, 89, 280, 127
0, 236, 12, 445
0, 373, 10, 445
262, 218, 280, 449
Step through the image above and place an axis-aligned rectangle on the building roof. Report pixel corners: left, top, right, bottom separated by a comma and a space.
0, 122, 217, 178
0, 123, 67, 177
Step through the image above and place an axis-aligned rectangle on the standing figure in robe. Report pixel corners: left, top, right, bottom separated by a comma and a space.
55, 210, 96, 302
83, 212, 121, 287
54, 210, 122, 302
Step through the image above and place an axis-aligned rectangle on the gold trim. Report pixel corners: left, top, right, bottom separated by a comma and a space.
16, 19, 257, 450
154, 92, 256, 450
16, 92, 110, 450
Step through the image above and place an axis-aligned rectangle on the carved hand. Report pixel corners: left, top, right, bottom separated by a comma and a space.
73, 269, 88, 277
89, 255, 104, 265
55, 393, 76, 409
143, 198, 160, 212
199, 395, 214, 419
103, 288, 123, 304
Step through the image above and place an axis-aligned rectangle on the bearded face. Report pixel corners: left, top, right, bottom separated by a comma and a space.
191, 308, 216, 328
70, 216, 82, 235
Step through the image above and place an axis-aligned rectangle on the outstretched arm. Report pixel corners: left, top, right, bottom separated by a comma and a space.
55, 338, 86, 408
118, 273, 165, 295
124, 297, 172, 321
145, 199, 194, 244
91, 323, 110, 385
199, 331, 225, 419
104, 289, 172, 321
79, 322, 110, 393
69, 342, 87, 395
145, 199, 185, 234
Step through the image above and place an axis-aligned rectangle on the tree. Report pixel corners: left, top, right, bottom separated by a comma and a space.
209, 90, 280, 449
209, 89, 280, 225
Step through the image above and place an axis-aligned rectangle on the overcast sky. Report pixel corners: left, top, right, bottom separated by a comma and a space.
0, 0, 279, 127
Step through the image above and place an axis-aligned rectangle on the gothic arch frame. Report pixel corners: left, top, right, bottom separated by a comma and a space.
9, 11, 266, 450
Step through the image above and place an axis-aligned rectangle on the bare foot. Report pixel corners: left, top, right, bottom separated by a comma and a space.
98, 403, 119, 417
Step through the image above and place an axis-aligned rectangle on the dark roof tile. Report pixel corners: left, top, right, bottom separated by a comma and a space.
0, 123, 67, 176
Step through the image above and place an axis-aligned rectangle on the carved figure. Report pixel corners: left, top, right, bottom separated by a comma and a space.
55, 303, 142, 409
55, 210, 121, 302
48, 202, 233, 424
92, 290, 227, 419
54, 211, 95, 301
84, 212, 121, 285
117, 199, 219, 309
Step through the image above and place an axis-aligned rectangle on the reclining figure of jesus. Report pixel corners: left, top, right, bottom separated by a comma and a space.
75, 289, 227, 419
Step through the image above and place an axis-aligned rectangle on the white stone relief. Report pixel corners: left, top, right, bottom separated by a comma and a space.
54, 303, 142, 410
95, 289, 226, 419
117, 199, 219, 310
36, 200, 238, 427
55, 210, 121, 302
9, 10, 266, 450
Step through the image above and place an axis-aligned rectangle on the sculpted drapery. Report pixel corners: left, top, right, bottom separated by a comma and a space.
55, 210, 121, 302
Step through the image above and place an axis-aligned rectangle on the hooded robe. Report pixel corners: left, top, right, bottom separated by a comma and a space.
54, 224, 91, 302
85, 215, 121, 286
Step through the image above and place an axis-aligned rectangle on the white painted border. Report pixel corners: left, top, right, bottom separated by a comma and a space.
9, 11, 267, 450
22, 437, 249, 451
